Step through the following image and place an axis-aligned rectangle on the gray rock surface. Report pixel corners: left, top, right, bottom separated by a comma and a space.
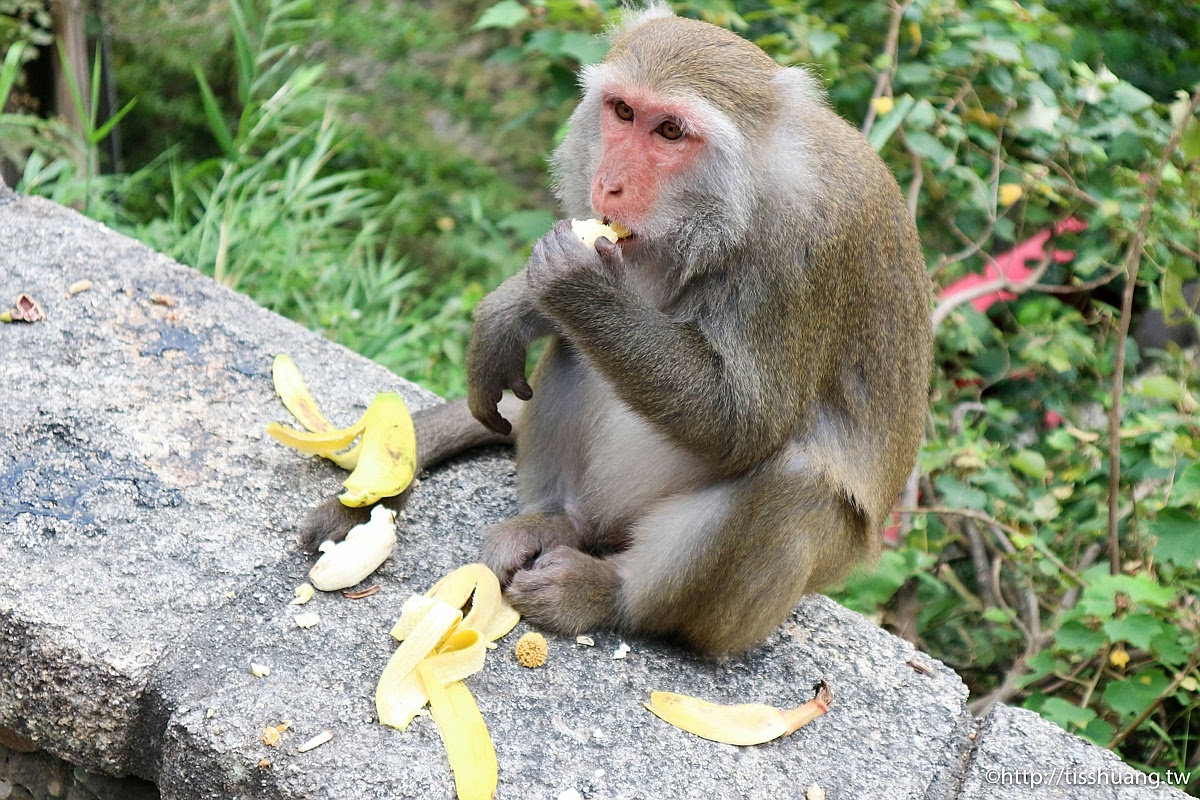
0, 186, 1185, 799
963, 705, 1190, 799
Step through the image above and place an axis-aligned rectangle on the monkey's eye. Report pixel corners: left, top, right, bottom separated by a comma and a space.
656, 120, 683, 140
614, 101, 634, 122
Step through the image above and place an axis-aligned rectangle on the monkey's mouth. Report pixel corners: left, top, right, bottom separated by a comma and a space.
604, 218, 635, 241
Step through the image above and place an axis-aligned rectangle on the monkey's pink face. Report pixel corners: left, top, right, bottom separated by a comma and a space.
592, 88, 704, 235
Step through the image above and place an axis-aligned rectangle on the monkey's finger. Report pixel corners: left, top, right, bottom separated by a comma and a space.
482, 409, 513, 436
594, 236, 625, 270
510, 378, 533, 401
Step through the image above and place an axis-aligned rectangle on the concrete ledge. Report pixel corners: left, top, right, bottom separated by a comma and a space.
0, 186, 1185, 798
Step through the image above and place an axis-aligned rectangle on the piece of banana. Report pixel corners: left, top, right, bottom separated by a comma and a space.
308, 505, 397, 591
645, 681, 832, 746
570, 218, 632, 249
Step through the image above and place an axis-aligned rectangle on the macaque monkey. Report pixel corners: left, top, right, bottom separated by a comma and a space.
303, 5, 932, 654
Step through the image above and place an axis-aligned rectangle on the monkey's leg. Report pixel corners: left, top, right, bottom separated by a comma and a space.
297, 396, 520, 552
510, 464, 874, 654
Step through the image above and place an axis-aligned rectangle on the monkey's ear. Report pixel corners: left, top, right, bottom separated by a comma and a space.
771, 67, 827, 108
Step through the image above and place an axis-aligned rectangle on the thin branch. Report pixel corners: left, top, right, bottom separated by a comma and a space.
904, 131, 923, 221
964, 519, 999, 609
1106, 85, 1200, 576
1166, 239, 1200, 265
1107, 646, 1200, 750
1028, 267, 1125, 295
860, 0, 915, 136
903, 505, 1084, 585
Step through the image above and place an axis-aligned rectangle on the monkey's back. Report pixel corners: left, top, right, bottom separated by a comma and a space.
761, 81, 933, 529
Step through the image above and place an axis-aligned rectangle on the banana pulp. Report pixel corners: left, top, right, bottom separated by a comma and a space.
570, 218, 632, 249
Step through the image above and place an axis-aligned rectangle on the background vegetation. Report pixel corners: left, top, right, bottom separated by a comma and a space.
2, 0, 1198, 790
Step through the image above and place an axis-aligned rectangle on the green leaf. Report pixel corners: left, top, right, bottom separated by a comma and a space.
933, 475, 988, 509
1010, 449, 1048, 479
229, 0, 255, 109
1161, 269, 1193, 326
905, 130, 954, 169
1080, 572, 1176, 617
1032, 494, 1060, 521
0, 41, 27, 109
1102, 670, 1169, 717
867, 94, 915, 152
193, 65, 236, 158
1133, 375, 1185, 404
1039, 697, 1096, 730
982, 607, 1013, 624
1108, 82, 1154, 114
474, 1, 530, 30
1108, 131, 1146, 165
1054, 621, 1106, 655
1150, 508, 1200, 566
557, 31, 608, 65
1081, 718, 1116, 746
982, 37, 1023, 64
1025, 42, 1060, 72
1169, 462, 1200, 507
1149, 626, 1190, 664
1103, 614, 1164, 650
497, 210, 555, 242
92, 97, 138, 142
806, 29, 840, 58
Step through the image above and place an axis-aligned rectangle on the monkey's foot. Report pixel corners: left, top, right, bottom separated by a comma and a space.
482, 513, 581, 584
506, 547, 620, 635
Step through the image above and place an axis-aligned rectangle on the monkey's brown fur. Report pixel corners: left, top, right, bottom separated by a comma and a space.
303, 8, 932, 655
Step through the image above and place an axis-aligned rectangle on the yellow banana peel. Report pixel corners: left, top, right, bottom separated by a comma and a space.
272, 354, 336, 433
338, 392, 417, 507
420, 663, 498, 800
266, 354, 417, 502
645, 681, 832, 746
376, 564, 519, 800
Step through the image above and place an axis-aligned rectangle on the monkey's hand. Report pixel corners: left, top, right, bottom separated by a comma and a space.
466, 276, 541, 435
527, 219, 624, 295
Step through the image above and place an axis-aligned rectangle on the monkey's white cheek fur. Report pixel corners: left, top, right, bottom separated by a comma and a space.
571, 218, 628, 249
308, 505, 397, 591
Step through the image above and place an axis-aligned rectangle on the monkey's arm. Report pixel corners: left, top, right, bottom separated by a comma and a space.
529, 225, 799, 474
466, 269, 553, 434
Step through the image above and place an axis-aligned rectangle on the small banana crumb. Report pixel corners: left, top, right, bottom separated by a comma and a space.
290, 583, 315, 605
293, 612, 320, 628
515, 632, 548, 668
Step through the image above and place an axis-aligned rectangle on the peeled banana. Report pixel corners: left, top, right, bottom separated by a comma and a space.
266, 355, 417, 507
308, 505, 397, 591
570, 218, 632, 249
645, 681, 832, 746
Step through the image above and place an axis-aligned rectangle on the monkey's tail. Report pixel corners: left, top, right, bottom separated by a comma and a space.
297, 396, 520, 553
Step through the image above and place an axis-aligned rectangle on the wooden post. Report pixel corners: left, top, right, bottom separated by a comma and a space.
50, 0, 94, 176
